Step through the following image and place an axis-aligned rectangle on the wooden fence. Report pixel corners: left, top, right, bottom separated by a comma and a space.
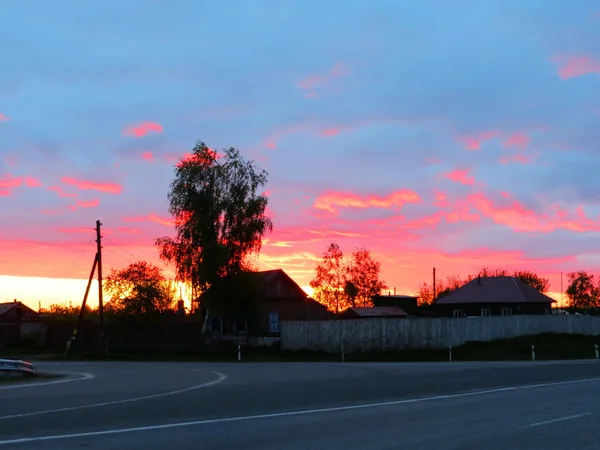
281, 316, 600, 353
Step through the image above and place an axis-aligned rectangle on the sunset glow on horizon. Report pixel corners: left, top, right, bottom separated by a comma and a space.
2, 2, 600, 312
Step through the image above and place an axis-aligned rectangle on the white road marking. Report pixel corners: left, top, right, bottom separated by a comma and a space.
0, 372, 94, 390
1, 375, 600, 445
0, 369, 227, 420
521, 412, 594, 428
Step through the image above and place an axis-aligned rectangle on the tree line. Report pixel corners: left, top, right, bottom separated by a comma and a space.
44, 140, 600, 320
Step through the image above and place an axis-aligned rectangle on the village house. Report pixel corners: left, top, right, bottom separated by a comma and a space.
201, 269, 329, 338
433, 276, 556, 317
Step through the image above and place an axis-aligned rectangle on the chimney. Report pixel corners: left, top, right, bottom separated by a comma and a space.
13, 299, 17, 303
394, 287, 396, 295
388, 291, 391, 296
478, 275, 482, 285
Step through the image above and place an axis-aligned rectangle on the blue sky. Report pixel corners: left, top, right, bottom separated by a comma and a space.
1, 1, 600, 306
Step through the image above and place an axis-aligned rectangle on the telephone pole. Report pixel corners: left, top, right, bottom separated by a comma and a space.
96, 220, 106, 353
433, 267, 437, 302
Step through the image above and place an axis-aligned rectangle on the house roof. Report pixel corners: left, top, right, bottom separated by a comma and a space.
0, 301, 39, 317
247, 269, 308, 298
201, 269, 309, 301
434, 276, 556, 305
347, 306, 408, 317
0, 302, 20, 316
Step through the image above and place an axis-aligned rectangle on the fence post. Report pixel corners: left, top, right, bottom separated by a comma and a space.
531, 344, 535, 361
449, 345, 452, 362
237, 344, 241, 362
595, 344, 599, 360
341, 345, 345, 362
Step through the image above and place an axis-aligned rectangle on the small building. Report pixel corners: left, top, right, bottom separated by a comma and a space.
0, 301, 39, 322
0, 301, 42, 346
340, 306, 408, 319
372, 294, 419, 315
433, 276, 556, 317
201, 269, 329, 338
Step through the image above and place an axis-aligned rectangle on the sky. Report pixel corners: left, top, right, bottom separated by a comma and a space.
2, 0, 600, 311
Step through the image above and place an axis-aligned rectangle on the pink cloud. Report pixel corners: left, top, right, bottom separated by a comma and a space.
314, 189, 422, 214
118, 227, 141, 234
141, 151, 154, 162
61, 177, 122, 194
503, 132, 530, 150
25, 177, 42, 188
47, 186, 77, 198
468, 192, 600, 233
123, 214, 174, 227
0, 190, 9, 196
553, 55, 600, 79
329, 62, 349, 78
458, 130, 499, 151
322, 128, 342, 137
444, 169, 475, 185
76, 199, 99, 208
0, 175, 22, 189
499, 154, 535, 165
122, 122, 164, 138
297, 62, 348, 91
0, 113, 10, 122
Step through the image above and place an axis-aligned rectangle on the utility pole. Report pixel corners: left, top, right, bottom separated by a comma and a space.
433, 267, 437, 302
65, 253, 98, 356
96, 220, 106, 353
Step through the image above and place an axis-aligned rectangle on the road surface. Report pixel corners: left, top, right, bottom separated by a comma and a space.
1, 359, 600, 449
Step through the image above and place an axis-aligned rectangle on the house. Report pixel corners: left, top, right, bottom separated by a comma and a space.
372, 294, 419, 315
433, 276, 556, 317
0, 300, 39, 322
340, 306, 407, 319
0, 301, 42, 346
201, 269, 329, 337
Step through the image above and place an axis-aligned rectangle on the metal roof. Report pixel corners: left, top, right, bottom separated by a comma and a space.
434, 276, 556, 305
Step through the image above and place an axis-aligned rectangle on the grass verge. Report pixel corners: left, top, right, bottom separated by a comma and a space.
5, 333, 600, 363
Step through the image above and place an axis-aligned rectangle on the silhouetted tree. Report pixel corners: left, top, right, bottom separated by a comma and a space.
155, 142, 273, 331
311, 243, 387, 311
104, 261, 175, 317
346, 247, 387, 307
310, 243, 346, 313
566, 271, 599, 308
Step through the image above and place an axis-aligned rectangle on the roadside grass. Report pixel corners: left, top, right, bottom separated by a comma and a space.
4, 333, 600, 363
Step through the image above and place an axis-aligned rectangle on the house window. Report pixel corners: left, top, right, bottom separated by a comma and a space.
502, 308, 512, 316
452, 309, 463, 318
481, 308, 491, 317
233, 317, 247, 334
268, 311, 280, 333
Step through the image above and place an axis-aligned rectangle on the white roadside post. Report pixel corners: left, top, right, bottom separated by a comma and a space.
531, 344, 535, 361
595, 344, 599, 360
449, 345, 452, 363
237, 344, 241, 362
341, 345, 345, 362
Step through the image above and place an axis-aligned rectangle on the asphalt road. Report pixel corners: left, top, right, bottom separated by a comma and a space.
1, 359, 600, 449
